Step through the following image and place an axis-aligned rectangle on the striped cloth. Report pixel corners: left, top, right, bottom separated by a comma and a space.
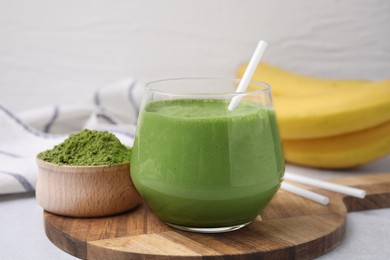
0, 78, 143, 195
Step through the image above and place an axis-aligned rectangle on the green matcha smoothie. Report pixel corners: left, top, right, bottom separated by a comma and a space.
131, 98, 284, 228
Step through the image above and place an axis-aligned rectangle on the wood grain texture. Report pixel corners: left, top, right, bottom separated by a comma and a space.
43, 173, 390, 259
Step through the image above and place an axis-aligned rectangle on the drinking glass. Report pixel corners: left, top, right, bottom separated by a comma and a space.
130, 78, 284, 233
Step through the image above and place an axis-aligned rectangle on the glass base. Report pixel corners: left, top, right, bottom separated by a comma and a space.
166, 221, 252, 233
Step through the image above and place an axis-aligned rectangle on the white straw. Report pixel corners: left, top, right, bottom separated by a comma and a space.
228, 40, 268, 111
284, 172, 366, 199
281, 182, 330, 205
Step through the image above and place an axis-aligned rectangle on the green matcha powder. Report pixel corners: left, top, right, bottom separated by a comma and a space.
38, 129, 132, 166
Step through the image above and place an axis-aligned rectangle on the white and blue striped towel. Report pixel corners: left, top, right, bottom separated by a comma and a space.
0, 78, 143, 195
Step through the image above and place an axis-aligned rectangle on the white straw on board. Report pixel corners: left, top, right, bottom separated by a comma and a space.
284, 172, 366, 199
281, 182, 330, 205
228, 40, 268, 111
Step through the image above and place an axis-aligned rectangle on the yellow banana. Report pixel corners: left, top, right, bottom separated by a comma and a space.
273, 80, 390, 139
237, 62, 390, 168
282, 120, 390, 169
237, 62, 369, 96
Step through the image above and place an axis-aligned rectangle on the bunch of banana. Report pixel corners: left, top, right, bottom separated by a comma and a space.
237, 63, 390, 169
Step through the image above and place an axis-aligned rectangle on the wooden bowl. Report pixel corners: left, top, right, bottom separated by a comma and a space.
35, 159, 141, 217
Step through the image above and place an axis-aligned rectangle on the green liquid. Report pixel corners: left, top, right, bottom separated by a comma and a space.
131, 99, 284, 227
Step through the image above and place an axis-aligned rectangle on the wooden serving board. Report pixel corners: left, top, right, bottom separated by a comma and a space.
43, 173, 390, 260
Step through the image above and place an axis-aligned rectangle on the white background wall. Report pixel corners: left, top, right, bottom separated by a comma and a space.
1, 0, 390, 112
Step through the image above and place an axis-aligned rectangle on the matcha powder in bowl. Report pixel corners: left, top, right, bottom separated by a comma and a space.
36, 129, 140, 217
38, 129, 132, 166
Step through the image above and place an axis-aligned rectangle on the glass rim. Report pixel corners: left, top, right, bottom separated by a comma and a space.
145, 77, 271, 96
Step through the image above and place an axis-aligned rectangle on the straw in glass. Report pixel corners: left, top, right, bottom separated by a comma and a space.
228, 40, 268, 111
